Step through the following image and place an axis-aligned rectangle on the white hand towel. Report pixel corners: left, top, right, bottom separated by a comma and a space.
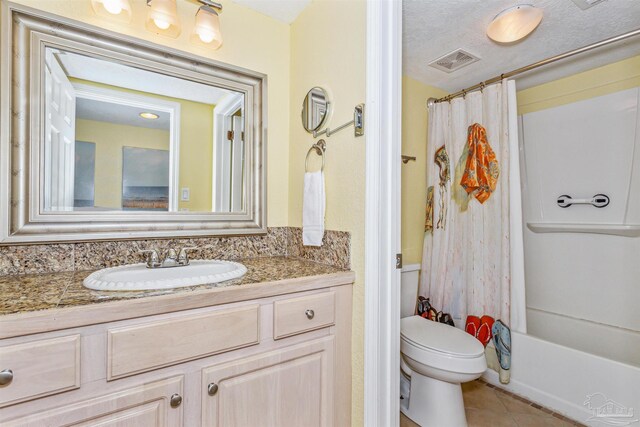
303, 171, 325, 246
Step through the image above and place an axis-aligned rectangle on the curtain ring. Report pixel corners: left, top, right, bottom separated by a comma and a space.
479, 82, 485, 92
305, 140, 326, 173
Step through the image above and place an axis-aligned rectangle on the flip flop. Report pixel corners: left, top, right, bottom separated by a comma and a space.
465, 315, 480, 337
477, 315, 495, 347
492, 319, 511, 371
440, 313, 455, 327
427, 308, 438, 321
417, 297, 432, 316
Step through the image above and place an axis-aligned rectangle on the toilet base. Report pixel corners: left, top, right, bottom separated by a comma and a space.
401, 372, 467, 427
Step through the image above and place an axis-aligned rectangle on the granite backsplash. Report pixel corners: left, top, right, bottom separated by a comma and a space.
0, 227, 350, 276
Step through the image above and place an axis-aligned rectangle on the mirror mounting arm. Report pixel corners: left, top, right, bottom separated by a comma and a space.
313, 103, 365, 139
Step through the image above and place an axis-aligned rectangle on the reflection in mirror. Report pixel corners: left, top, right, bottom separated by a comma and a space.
302, 87, 329, 132
43, 47, 246, 214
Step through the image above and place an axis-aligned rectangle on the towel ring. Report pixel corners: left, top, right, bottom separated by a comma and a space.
305, 139, 326, 172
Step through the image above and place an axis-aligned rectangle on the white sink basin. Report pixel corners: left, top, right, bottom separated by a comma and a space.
83, 260, 247, 291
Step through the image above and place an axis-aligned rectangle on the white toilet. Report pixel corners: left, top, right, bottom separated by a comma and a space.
400, 265, 487, 427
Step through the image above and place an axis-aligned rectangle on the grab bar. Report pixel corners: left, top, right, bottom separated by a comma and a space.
557, 194, 610, 208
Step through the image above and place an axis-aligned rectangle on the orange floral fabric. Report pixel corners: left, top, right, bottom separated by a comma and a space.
460, 123, 499, 204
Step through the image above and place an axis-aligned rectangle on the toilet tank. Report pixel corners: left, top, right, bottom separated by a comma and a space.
400, 264, 421, 318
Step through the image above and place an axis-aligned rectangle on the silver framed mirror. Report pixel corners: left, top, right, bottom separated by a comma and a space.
301, 87, 330, 133
0, 3, 266, 244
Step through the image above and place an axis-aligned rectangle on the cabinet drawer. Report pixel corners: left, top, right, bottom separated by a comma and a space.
108, 305, 259, 379
0, 335, 81, 408
273, 292, 335, 339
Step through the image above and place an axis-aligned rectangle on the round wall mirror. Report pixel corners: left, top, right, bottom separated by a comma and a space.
301, 87, 330, 133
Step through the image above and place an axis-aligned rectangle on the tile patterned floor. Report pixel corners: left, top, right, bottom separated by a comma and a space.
400, 380, 588, 427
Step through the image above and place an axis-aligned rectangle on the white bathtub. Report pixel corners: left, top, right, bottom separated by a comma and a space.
482, 331, 640, 425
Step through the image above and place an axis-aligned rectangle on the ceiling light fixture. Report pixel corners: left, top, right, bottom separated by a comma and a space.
146, 0, 181, 38
139, 112, 160, 120
91, 0, 132, 22
487, 4, 543, 44
192, 1, 223, 49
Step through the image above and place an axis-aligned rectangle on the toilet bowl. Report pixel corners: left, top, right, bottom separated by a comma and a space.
400, 315, 486, 427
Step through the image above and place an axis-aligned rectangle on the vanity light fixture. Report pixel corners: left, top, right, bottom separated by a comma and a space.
140, 112, 159, 120
191, 0, 223, 49
91, 0, 132, 22
146, 0, 181, 38
486, 4, 543, 44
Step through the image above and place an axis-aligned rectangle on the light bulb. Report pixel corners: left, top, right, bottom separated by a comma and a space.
192, 6, 222, 48
198, 30, 215, 44
154, 18, 171, 30
103, 0, 123, 15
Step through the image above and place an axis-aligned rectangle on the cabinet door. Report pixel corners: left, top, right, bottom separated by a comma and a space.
4, 376, 183, 427
202, 337, 334, 427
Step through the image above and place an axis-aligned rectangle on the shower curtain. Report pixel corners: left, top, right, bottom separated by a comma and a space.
419, 80, 526, 382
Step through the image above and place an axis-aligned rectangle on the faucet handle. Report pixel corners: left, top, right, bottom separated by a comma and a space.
139, 249, 160, 268
165, 248, 178, 261
178, 247, 198, 265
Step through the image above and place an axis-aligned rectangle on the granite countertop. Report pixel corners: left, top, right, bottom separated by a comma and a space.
0, 257, 349, 317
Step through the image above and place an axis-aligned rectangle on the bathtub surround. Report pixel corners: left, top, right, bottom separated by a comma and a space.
0, 227, 350, 277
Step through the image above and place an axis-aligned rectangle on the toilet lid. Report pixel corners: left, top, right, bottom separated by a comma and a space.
401, 316, 485, 358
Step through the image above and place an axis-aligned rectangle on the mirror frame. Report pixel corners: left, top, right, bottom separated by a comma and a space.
301, 86, 330, 133
0, 2, 267, 244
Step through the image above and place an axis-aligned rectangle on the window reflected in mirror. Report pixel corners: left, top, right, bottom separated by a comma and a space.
43, 47, 246, 214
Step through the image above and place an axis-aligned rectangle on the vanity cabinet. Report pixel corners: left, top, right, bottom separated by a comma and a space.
3, 376, 184, 427
0, 283, 352, 427
201, 337, 334, 427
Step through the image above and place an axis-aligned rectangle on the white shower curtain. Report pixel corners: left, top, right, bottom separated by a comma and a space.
420, 79, 526, 338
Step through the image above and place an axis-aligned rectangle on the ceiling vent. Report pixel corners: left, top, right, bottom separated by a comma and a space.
428, 49, 480, 73
570, 0, 607, 10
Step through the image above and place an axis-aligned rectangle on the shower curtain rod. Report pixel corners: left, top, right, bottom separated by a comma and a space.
432, 27, 640, 104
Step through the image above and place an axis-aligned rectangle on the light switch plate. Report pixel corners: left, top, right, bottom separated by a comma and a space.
181, 188, 190, 201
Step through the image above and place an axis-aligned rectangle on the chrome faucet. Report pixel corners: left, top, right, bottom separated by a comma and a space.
139, 247, 198, 269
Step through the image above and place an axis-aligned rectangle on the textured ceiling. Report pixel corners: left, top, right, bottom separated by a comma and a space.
403, 0, 640, 92
231, 0, 311, 23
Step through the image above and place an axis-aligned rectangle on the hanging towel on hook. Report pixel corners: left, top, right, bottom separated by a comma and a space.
460, 123, 500, 203
303, 171, 325, 246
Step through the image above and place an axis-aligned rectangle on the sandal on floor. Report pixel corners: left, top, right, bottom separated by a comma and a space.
477, 315, 495, 347
492, 319, 511, 371
417, 297, 431, 316
465, 315, 480, 337
440, 313, 455, 327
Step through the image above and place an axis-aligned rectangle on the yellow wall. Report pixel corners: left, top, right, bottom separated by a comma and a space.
288, 0, 366, 423
401, 76, 448, 265
518, 54, 640, 114
76, 119, 170, 208
14, 0, 291, 225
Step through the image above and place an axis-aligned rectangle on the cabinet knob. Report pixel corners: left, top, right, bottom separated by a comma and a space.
0, 369, 13, 386
305, 309, 315, 320
170, 393, 182, 408
208, 382, 219, 396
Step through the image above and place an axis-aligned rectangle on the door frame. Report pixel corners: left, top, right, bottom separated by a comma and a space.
212, 93, 244, 212
364, 0, 403, 426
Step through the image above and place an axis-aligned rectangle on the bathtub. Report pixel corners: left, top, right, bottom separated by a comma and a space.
482, 331, 640, 425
